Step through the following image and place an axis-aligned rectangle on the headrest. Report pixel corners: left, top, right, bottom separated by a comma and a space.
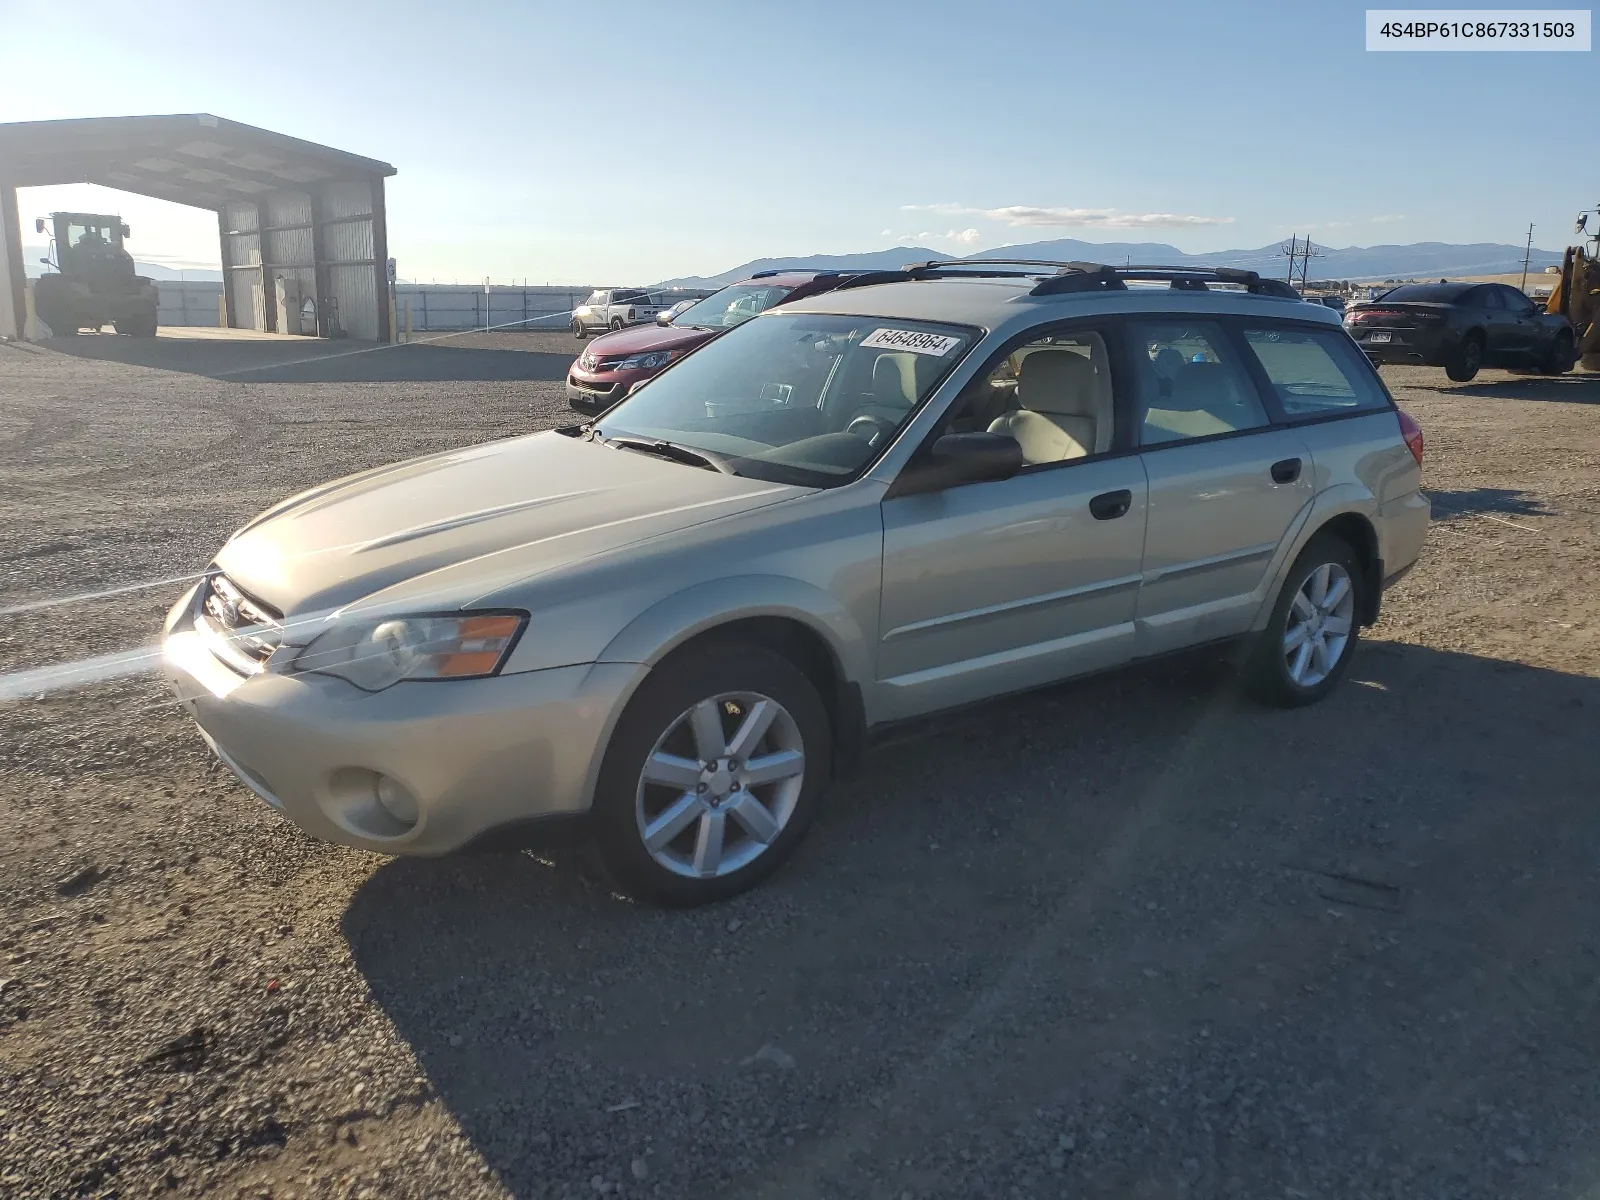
1151, 347, 1186, 378
1018, 350, 1100, 417
1163, 361, 1234, 413
871, 352, 917, 407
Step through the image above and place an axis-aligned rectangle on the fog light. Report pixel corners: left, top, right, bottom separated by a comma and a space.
374, 774, 419, 826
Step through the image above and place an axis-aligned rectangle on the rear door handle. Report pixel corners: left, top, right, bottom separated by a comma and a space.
1270, 457, 1302, 484
1089, 489, 1132, 520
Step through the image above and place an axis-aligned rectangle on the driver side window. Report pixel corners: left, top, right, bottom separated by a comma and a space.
944, 330, 1115, 467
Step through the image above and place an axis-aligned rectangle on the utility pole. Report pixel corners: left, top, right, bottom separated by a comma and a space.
1299, 238, 1322, 290
1282, 234, 1300, 283
1519, 223, 1535, 294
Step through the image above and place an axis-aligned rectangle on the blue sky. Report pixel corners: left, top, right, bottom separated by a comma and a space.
1, 0, 1591, 282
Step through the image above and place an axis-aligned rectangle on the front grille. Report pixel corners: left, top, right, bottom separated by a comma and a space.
569, 374, 617, 396
196, 574, 282, 672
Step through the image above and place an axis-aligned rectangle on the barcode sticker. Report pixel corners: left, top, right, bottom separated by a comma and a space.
861, 328, 962, 356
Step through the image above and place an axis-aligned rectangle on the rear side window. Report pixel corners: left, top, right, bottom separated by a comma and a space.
1242, 325, 1391, 419
1130, 320, 1269, 447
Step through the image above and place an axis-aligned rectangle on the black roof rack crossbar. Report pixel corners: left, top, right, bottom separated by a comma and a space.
831, 270, 916, 291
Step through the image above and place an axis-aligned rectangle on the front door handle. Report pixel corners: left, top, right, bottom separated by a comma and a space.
1089, 489, 1132, 520
1270, 457, 1302, 484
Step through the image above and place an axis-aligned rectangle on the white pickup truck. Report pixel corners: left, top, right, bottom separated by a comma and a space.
570, 289, 667, 339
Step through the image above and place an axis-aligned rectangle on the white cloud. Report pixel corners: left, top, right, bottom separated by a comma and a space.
892, 227, 985, 247
904, 203, 1234, 229
1369, 214, 1407, 224
880, 228, 893, 237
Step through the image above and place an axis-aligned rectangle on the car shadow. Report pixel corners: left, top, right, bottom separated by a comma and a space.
343, 642, 1600, 1198
1425, 487, 1551, 520
34, 334, 571, 384
1405, 371, 1600, 403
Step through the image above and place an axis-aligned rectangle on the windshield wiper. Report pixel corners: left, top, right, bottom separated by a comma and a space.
604, 436, 736, 474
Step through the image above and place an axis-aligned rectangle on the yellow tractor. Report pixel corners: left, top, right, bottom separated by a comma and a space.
1548, 205, 1600, 371
33, 212, 159, 337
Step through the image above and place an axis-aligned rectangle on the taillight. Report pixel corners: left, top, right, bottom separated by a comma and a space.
1397, 409, 1424, 466
627, 308, 636, 319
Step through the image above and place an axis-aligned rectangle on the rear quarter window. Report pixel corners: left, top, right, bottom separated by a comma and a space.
1242, 325, 1391, 420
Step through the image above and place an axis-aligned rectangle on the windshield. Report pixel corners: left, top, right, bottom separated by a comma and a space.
672, 284, 794, 330
67, 220, 119, 249
592, 312, 975, 487
1377, 284, 1469, 303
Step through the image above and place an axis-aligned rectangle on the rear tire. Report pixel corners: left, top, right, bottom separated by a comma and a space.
1539, 331, 1576, 376
572, 320, 587, 340
1242, 534, 1363, 708
610, 317, 625, 332
1445, 333, 1483, 382
590, 640, 832, 907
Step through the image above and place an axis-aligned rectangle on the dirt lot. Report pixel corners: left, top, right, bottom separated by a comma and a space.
2, 329, 1598, 1199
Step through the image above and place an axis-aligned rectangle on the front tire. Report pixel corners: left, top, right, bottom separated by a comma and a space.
115, 314, 157, 337
1445, 333, 1483, 382
590, 640, 832, 906
1242, 535, 1362, 708
1539, 331, 1576, 376
37, 304, 77, 336
572, 320, 587, 340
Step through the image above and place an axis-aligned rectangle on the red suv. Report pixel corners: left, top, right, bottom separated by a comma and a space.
565, 270, 875, 415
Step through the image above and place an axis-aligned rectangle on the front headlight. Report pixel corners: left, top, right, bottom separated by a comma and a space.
293, 612, 526, 692
617, 350, 674, 371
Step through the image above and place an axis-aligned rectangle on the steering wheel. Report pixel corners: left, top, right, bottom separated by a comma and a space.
846, 414, 893, 445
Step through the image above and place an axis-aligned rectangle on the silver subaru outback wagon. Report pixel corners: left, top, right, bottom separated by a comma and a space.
161, 261, 1430, 906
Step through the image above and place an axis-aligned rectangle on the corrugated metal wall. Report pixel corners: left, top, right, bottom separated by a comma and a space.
262, 191, 315, 329
222, 201, 261, 331
321, 180, 378, 340
218, 180, 384, 340
156, 280, 225, 326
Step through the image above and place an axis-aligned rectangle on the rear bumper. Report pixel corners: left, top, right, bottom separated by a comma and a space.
1350, 326, 1458, 366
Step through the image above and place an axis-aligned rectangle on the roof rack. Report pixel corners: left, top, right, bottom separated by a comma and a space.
1107, 264, 1300, 298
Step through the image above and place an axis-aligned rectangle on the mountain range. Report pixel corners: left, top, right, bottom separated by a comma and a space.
21, 246, 223, 282
659, 238, 1567, 288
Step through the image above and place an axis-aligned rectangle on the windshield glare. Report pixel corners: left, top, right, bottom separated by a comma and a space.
595, 313, 974, 486
672, 284, 793, 329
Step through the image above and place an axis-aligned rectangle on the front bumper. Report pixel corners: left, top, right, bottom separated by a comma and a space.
161, 587, 643, 856
567, 375, 623, 414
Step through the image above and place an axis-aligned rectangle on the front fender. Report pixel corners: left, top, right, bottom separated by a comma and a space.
597, 573, 872, 687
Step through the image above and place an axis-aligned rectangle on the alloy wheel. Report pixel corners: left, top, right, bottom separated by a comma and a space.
1282, 562, 1356, 688
634, 691, 806, 879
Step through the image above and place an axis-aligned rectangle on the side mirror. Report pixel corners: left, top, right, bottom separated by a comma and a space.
889, 431, 1024, 498
35, 218, 45, 234
39, 257, 51, 267
656, 312, 672, 326
120, 223, 131, 239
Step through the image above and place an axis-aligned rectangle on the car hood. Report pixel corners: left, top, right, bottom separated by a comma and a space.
215, 432, 804, 621
581, 323, 714, 359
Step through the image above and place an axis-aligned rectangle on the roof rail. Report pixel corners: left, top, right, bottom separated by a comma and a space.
831, 269, 916, 291
747, 267, 882, 280
817, 259, 1306, 299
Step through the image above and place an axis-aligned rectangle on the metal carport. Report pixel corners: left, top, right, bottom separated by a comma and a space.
0, 114, 396, 342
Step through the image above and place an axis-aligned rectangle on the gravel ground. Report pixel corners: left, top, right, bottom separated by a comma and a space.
2, 329, 1598, 1199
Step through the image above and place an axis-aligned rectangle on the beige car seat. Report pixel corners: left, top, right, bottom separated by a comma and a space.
987, 349, 1107, 464
871, 352, 918, 409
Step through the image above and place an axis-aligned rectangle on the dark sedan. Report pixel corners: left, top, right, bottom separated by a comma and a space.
1345, 281, 1576, 381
